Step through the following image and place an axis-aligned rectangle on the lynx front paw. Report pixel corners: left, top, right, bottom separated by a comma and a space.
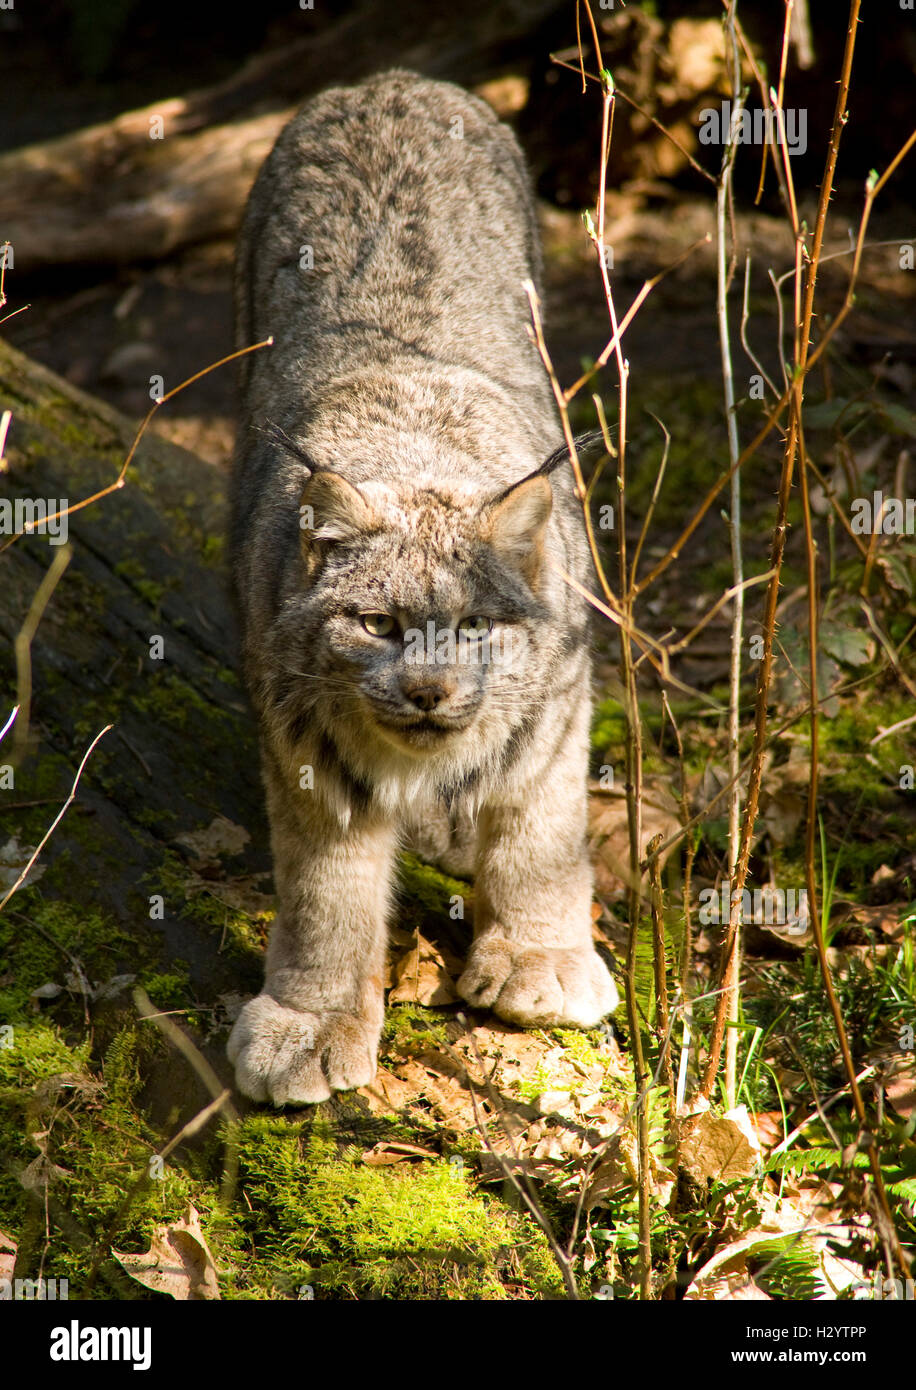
227, 994, 379, 1105
457, 938, 619, 1028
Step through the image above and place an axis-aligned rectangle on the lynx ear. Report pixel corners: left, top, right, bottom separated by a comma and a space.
299, 472, 376, 563
483, 474, 552, 586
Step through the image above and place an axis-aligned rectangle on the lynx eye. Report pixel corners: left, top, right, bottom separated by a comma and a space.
361, 612, 397, 638
457, 616, 492, 639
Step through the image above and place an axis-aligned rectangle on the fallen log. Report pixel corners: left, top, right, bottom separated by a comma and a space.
0, 337, 268, 1001
0, 0, 564, 273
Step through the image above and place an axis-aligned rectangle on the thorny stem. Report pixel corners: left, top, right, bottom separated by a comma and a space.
719, 2, 745, 1113
591, 65, 652, 1301
701, 0, 862, 1097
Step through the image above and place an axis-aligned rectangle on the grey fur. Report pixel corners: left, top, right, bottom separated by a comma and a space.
227, 69, 618, 1105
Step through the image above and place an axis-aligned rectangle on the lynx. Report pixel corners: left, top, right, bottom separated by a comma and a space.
227, 69, 618, 1105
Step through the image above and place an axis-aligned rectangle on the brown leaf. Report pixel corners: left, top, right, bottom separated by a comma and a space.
388, 932, 458, 1006
0, 836, 46, 891
361, 1141, 439, 1166
885, 1063, 916, 1120
192, 874, 275, 918
113, 1204, 220, 1300
174, 816, 249, 870
679, 1104, 761, 1183
588, 778, 680, 898
840, 903, 912, 941
759, 751, 811, 847
358, 1066, 416, 1114
749, 1110, 785, 1149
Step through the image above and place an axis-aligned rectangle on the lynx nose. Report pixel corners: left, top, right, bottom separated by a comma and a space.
405, 682, 449, 712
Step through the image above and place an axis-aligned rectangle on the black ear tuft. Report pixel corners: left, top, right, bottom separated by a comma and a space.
262, 419, 315, 473
530, 430, 614, 481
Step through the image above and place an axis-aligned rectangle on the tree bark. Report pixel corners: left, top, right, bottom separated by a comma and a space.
0, 338, 266, 1001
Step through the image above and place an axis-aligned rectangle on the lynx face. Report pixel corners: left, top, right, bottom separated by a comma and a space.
267, 468, 555, 776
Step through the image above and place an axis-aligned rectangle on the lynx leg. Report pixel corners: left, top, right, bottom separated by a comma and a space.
228, 763, 395, 1104
458, 699, 618, 1028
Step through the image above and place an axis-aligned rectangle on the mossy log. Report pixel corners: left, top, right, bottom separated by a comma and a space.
0, 337, 267, 1012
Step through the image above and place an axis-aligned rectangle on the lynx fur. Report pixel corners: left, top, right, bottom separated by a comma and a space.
227, 70, 618, 1104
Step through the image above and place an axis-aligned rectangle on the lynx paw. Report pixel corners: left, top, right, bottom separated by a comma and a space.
457, 938, 619, 1028
227, 994, 379, 1105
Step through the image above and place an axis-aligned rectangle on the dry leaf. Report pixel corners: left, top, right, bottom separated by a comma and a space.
364, 1015, 625, 1194
584, 1126, 675, 1208
34, 1072, 104, 1105
679, 1104, 761, 1183
840, 903, 912, 941
174, 816, 250, 869
0, 836, 46, 891
113, 1205, 220, 1300
685, 1231, 788, 1300
192, 875, 275, 918
749, 1110, 786, 1149
30, 982, 63, 999
358, 1066, 416, 1114
885, 1063, 916, 1120
361, 1141, 439, 1166
535, 1090, 573, 1115
588, 778, 680, 898
388, 932, 458, 1005
759, 752, 811, 847
21, 1130, 69, 1191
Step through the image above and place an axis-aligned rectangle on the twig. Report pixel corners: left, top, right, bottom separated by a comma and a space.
12, 546, 71, 767
0, 337, 273, 555
0, 704, 18, 743
0, 409, 11, 468
0, 724, 111, 915
549, 53, 717, 186
718, 1, 745, 1112
870, 712, 916, 746
133, 985, 240, 1209
701, 0, 863, 1100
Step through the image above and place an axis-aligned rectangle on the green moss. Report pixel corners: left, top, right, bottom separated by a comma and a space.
139, 969, 194, 1013
113, 557, 168, 607
0, 894, 142, 1018
201, 536, 225, 568
233, 1116, 564, 1300
396, 852, 469, 923
381, 1003, 451, 1056
0, 1017, 92, 1088
132, 670, 230, 732
591, 699, 628, 757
